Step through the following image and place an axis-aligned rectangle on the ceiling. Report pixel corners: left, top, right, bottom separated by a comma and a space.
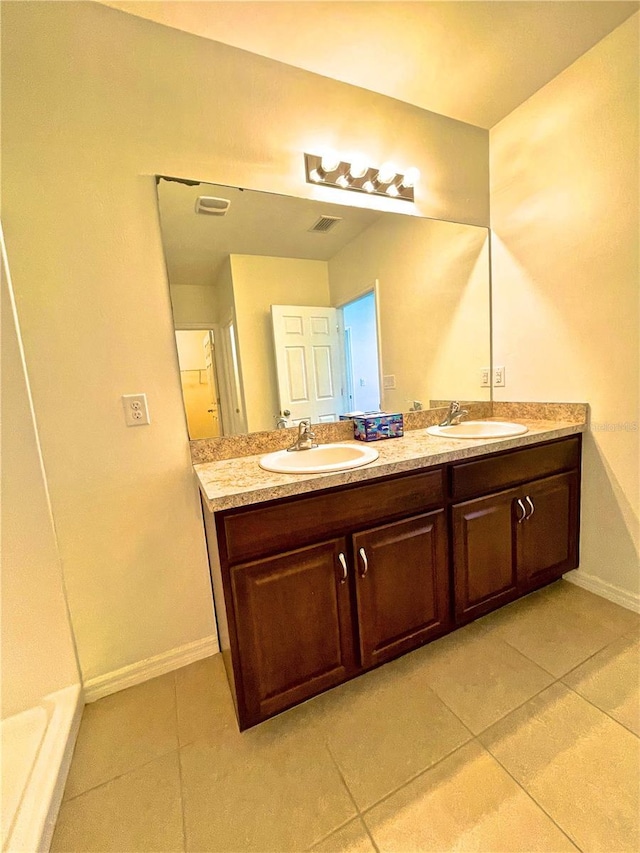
100, 1, 638, 128
157, 179, 387, 287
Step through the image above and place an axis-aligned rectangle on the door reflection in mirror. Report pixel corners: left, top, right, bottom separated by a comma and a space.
271, 304, 345, 427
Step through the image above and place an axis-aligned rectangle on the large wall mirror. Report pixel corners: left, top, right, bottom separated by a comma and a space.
156, 177, 491, 439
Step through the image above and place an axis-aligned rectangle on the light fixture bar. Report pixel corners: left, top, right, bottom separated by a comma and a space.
304, 153, 417, 202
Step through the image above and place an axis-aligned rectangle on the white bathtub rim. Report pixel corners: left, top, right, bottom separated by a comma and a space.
3, 683, 83, 853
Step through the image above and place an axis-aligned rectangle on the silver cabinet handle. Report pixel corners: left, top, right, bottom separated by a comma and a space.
358, 547, 368, 578
338, 552, 348, 583
525, 496, 535, 520
516, 498, 527, 523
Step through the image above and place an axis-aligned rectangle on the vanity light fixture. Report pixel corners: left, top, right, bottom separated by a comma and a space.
304, 152, 419, 202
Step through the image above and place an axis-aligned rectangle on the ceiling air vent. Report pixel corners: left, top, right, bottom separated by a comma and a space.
308, 215, 343, 233
195, 196, 231, 216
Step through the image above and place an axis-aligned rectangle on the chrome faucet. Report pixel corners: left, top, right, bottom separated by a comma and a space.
439, 400, 469, 427
287, 419, 318, 452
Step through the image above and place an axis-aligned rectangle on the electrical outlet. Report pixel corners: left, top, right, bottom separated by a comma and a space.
122, 393, 150, 426
480, 368, 490, 387
493, 366, 506, 387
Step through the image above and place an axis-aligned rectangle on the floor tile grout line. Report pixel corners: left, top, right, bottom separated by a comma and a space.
360, 816, 381, 853
405, 680, 477, 740
469, 679, 564, 740
305, 817, 360, 852
478, 737, 584, 852
323, 739, 383, 853
560, 629, 640, 680
405, 647, 559, 741
62, 744, 182, 804
558, 680, 640, 740
357, 735, 476, 818
304, 741, 371, 852
476, 613, 637, 681
475, 585, 639, 675
323, 740, 363, 818
173, 670, 188, 853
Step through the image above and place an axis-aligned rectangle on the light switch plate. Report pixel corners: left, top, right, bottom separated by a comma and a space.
493, 366, 506, 387
480, 368, 490, 387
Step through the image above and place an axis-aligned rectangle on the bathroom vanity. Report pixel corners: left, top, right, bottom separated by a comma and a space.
196, 420, 583, 730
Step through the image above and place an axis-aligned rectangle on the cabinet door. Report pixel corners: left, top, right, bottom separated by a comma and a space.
353, 510, 449, 669
453, 488, 520, 624
517, 471, 579, 592
231, 538, 356, 725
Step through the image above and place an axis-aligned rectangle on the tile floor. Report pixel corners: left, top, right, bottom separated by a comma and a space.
52, 581, 640, 852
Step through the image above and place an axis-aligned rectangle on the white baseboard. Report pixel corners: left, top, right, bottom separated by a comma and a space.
563, 569, 640, 614
83, 635, 219, 702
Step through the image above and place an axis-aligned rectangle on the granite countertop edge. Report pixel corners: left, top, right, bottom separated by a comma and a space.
194, 420, 586, 514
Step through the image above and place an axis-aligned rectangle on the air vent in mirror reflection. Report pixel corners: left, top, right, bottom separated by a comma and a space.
308, 215, 343, 233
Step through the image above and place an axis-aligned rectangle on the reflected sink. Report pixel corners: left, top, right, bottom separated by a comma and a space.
259, 442, 379, 474
426, 421, 528, 439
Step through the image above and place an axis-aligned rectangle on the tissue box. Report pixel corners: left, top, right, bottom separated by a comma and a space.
353, 412, 404, 442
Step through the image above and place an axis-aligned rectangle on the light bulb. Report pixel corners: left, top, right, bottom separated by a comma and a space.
348, 156, 368, 180
320, 150, 341, 173
377, 162, 397, 184
309, 168, 324, 183
336, 173, 351, 188
362, 179, 375, 193
386, 183, 400, 197
402, 167, 420, 188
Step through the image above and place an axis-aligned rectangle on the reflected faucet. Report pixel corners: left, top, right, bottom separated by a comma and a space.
439, 401, 469, 427
287, 419, 318, 452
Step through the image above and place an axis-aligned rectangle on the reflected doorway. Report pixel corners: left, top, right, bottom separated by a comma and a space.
174, 329, 222, 439
340, 290, 382, 414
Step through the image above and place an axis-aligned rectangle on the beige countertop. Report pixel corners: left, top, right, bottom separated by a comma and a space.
194, 418, 586, 513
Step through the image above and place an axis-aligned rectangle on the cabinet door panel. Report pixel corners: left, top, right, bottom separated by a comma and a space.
353, 510, 449, 669
517, 472, 579, 591
453, 489, 519, 624
231, 538, 356, 724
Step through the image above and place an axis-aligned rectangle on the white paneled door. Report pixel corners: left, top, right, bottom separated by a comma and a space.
271, 305, 345, 425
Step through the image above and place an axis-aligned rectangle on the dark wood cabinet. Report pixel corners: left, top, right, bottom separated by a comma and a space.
203, 435, 582, 729
206, 468, 448, 728
516, 471, 579, 592
353, 511, 449, 668
230, 538, 357, 722
452, 457, 581, 626
453, 488, 520, 623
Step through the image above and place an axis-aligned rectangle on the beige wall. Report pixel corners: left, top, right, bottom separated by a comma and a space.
1, 232, 80, 717
230, 255, 331, 432
328, 218, 491, 412
175, 330, 207, 371
1, 1, 488, 684
491, 14, 639, 602
170, 285, 217, 328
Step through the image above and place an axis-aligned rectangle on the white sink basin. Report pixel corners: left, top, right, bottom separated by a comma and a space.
259, 442, 379, 474
426, 421, 528, 440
